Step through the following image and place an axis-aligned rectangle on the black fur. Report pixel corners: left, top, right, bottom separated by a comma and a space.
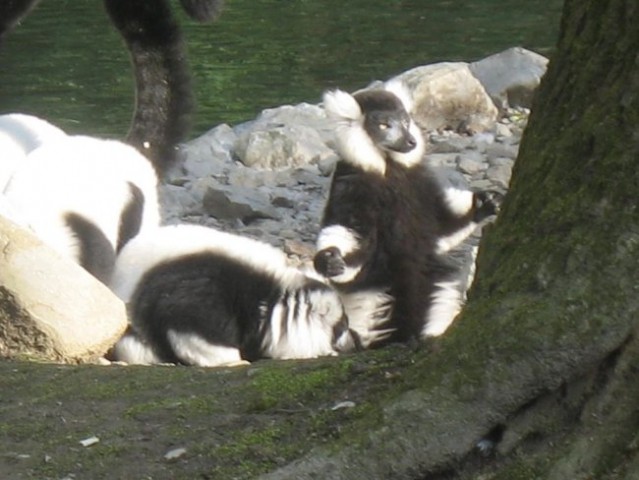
126, 251, 352, 364
317, 161, 464, 343
116, 182, 144, 253
104, 0, 193, 176
64, 212, 116, 283
315, 88, 502, 346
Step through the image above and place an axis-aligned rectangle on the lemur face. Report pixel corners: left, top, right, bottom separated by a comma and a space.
363, 109, 416, 154
354, 90, 417, 154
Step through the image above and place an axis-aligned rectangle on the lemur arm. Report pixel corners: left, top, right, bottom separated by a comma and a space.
435, 187, 503, 254
314, 177, 379, 284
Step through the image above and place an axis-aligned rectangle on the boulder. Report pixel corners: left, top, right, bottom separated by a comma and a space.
469, 47, 549, 109
233, 103, 335, 170
391, 62, 499, 133
171, 123, 237, 180
0, 215, 127, 363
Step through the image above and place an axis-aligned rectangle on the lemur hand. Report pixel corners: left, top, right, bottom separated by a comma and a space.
313, 247, 346, 278
473, 190, 504, 222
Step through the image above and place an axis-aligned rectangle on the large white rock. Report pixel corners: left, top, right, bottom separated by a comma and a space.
392, 62, 499, 133
0, 215, 127, 363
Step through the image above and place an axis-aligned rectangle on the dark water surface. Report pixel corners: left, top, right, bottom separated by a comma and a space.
0, 0, 563, 139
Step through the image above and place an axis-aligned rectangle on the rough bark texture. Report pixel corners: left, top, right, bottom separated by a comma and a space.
1, 1, 638, 479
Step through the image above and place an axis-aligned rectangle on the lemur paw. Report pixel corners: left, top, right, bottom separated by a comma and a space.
473, 190, 504, 221
313, 247, 346, 278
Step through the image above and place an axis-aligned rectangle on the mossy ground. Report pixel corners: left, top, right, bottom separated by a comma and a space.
0, 344, 424, 480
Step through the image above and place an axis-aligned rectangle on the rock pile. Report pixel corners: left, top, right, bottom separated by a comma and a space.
162, 47, 541, 263
0, 47, 544, 362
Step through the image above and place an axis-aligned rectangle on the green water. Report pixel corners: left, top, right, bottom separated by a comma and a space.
0, 0, 563, 139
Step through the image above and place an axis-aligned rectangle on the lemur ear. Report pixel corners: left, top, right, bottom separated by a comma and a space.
323, 89, 363, 121
384, 80, 414, 114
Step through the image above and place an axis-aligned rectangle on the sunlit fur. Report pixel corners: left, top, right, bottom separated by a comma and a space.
3, 136, 159, 283
316, 83, 498, 346
323, 84, 425, 175
109, 224, 357, 367
0, 113, 66, 191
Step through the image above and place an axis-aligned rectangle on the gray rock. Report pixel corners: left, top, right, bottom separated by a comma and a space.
428, 133, 474, 153
232, 103, 336, 170
486, 164, 514, 189
485, 142, 520, 161
391, 62, 499, 133
234, 125, 330, 170
457, 152, 487, 175
469, 47, 549, 109
0, 216, 127, 362
202, 185, 280, 223
425, 153, 459, 169
173, 124, 237, 180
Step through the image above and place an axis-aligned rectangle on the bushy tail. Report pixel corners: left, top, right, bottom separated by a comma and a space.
104, 0, 193, 177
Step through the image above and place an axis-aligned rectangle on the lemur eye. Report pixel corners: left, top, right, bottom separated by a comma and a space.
378, 122, 390, 130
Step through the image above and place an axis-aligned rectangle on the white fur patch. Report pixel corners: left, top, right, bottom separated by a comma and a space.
384, 80, 414, 114
0, 114, 67, 191
262, 289, 342, 359
110, 224, 302, 303
323, 89, 387, 175
421, 280, 463, 337
436, 222, 478, 254
167, 330, 243, 367
316, 225, 364, 283
323, 89, 362, 121
443, 187, 474, 216
316, 225, 360, 255
340, 289, 395, 348
112, 331, 161, 365
463, 245, 479, 299
3, 135, 159, 269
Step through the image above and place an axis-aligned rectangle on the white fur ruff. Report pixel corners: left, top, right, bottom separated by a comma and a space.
323, 89, 387, 175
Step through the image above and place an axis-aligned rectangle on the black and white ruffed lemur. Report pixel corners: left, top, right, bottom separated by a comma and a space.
0, 0, 223, 284
314, 82, 502, 348
109, 224, 358, 367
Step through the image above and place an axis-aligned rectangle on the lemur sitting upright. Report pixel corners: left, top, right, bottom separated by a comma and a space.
314, 82, 502, 348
